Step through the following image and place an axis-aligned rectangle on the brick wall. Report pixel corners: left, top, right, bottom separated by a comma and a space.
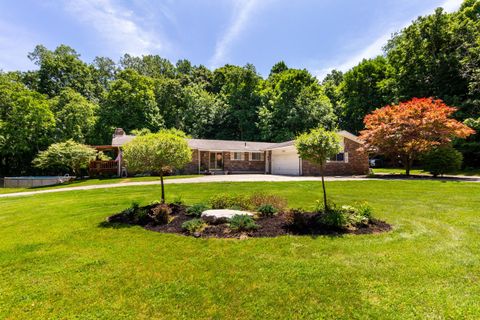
301, 138, 369, 176
223, 152, 265, 173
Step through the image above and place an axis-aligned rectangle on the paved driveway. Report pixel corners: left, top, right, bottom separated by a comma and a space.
0, 174, 478, 198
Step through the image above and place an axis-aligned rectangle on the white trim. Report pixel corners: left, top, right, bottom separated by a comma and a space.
250, 152, 264, 161
232, 152, 245, 161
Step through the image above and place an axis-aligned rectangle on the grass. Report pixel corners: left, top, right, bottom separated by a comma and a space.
1, 180, 480, 319
372, 167, 480, 176
0, 175, 199, 194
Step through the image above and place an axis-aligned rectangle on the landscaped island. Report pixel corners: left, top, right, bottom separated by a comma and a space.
107, 193, 391, 238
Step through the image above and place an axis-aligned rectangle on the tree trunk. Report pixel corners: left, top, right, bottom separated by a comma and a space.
160, 172, 165, 204
320, 163, 328, 211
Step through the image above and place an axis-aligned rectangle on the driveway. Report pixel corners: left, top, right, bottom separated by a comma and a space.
0, 174, 478, 198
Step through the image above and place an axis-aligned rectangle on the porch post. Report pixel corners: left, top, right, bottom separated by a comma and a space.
198, 150, 201, 174
117, 148, 122, 177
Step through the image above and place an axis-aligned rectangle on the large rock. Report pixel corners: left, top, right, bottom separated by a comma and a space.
201, 209, 253, 224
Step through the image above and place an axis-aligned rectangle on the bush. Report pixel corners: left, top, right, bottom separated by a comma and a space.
257, 204, 278, 217
318, 202, 373, 229
284, 209, 311, 230
182, 218, 206, 234
249, 193, 287, 212
149, 204, 172, 224
228, 214, 258, 231
186, 203, 209, 217
421, 146, 463, 177
172, 196, 184, 206
209, 194, 250, 210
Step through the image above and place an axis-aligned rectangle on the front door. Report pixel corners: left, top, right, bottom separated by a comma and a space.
209, 152, 223, 170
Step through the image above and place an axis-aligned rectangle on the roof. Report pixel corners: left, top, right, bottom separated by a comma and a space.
111, 130, 362, 151
187, 139, 276, 152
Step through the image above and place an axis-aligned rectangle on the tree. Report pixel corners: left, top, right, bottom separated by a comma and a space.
28, 45, 100, 100
120, 54, 176, 79
259, 68, 336, 142
269, 61, 288, 77
122, 130, 192, 203
295, 128, 341, 209
100, 69, 162, 138
0, 73, 55, 175
211, 64, 262, 140
339, 56, 394, 133
422, 145, 463, 177
360, 97, 475, 175
51, 88, 99, 143
32, 140, 97, 176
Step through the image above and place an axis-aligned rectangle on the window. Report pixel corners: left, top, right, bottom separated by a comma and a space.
328, 152, 348, 162
232, 152, 244, 161
250, 152, 264, 161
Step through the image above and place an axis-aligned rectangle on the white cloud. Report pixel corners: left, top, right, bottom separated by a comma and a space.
209, 0, 265, 68
314, 0, 463, 80
63, 0, 168, 56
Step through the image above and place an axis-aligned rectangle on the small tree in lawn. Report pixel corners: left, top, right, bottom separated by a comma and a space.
360, 98, 475, 175
295, 128, 341, 210
122, 130, 192, 203
33, 140, 98, 177
422, 145, 463, 177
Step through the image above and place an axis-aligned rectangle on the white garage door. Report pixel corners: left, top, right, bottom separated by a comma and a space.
271, 149, 300, 175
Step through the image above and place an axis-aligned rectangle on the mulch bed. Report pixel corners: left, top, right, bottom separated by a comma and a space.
106, 203, 391, 239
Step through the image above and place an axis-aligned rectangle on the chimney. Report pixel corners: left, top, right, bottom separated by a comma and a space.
113, 128, 125, 138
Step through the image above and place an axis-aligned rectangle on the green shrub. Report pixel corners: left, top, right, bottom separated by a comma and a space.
320, 205, 350, 229
357, 202, 373, 221
186, 203, 208, 217
421, 145, 463, 177
228, 214, 258, 231
209, 194, 250, 210
182, 218, 206, 234
249, 193, 287, 212
257, 204, 278, 217
172, 196, 184, 206
149, 204, 172, 224
123, 201, 140, 219
285, 209, 310, 230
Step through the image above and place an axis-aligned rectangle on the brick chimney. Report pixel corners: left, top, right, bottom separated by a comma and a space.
113, 128, 125, 138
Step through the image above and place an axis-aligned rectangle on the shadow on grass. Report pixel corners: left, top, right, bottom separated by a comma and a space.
370, 174, 479, 183
97, 220, 134, 229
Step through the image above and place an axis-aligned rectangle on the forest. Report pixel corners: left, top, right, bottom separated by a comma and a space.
0, 0, 479, 175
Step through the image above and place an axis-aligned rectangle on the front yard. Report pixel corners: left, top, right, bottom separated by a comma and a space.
1, 180, 479, 318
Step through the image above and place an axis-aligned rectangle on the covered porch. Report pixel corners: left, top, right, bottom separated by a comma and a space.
88, 145, 122, 177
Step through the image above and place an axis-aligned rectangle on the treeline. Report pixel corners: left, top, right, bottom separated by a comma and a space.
0, 0, 479, 175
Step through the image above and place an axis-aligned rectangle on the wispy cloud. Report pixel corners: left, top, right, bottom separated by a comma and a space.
209, 0, 266, 68
63, 0, 169, 56
314, 0, 463, 80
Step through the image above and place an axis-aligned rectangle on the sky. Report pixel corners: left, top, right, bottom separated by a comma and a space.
0, 0, 463, 80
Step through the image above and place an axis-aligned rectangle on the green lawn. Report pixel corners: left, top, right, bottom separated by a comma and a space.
0, 175, 199, 194
372, 167, 480, 176
1, 180, 479, 319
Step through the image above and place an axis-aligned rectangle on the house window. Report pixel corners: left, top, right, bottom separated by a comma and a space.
250, 152, 264, 161
329, 152, 348, 162
232, 152, 244, 161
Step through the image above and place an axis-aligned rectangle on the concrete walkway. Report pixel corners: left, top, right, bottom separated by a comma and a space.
0, 174, 478, 199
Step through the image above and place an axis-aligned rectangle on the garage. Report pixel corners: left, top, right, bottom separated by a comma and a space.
271, 147, 301, 175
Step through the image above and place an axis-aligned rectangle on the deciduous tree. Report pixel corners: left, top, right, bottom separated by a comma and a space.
360, 98, 475, 175
295, 128, 341, 209
122, 130, 192, 203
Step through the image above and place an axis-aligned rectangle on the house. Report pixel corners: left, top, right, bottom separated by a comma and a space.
90, 128, 369, 176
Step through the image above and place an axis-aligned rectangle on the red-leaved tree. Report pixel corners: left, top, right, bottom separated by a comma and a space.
360, 98, 475, 175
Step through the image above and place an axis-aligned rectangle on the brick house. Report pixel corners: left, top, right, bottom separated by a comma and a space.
97, 128, 368, 176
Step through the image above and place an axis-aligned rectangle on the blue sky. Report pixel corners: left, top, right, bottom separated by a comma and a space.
0, 0, 462, 79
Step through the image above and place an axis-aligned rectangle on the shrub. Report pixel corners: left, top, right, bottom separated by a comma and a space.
357, 202, 373, 221
421, 145, 463, 177
209, 194, 250, 210
257, 204, 278, 217
123, 201, 140, 219
249, 193, 287, 212
182, 218, 206, 234
228, 214, 258, 231
284, 209, 311, 230
320, 205, 350, 229
186, 203, 208, 217
172, 196, 184, 206
149, 204, 172, 224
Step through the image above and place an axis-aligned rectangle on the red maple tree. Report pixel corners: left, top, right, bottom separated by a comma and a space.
360, 98, 475, 175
